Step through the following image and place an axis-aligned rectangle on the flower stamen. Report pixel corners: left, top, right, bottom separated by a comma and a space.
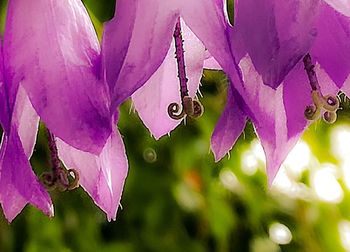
40, 129, 79, 191
303, 54, 339, 124
167, 18, 204, 120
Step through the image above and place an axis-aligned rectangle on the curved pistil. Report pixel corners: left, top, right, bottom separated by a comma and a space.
167, 17, 204, 120
40, 129, 79, 191
303, 54, 339, 124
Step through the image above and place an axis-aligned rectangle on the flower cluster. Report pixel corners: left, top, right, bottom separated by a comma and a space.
0, 0, 349, 222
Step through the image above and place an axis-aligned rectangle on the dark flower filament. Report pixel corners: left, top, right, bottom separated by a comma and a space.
303, 54, 339, 124
40, 129, 79, 191
167, 17, 203, 120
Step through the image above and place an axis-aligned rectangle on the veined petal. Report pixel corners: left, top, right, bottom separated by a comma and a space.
57, 129, 128, 221
211, 87, 247, 161
132, 21, 206, 139
4, 0, 111, 154
323, 0, 350, 16
231, 0, 320, 88
0, 86, 53, 222
230, 56, 338, 184
312, 2, 350, 88
0, 47, 7, 130
103, 0, 179, 110
179, 0, 235, 74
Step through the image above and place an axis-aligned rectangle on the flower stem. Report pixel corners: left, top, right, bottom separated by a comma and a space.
46, 129, 60, 175
41, 128, 79, 191
167, 18, 204, 120
303, 53, 320, 91
173, 17, 189, 99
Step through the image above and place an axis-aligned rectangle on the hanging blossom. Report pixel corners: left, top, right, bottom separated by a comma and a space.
102, 0, 228, 139
0, 0, 127, 222
210, 0, 350, 184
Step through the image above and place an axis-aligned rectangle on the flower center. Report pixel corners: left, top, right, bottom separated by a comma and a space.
303, 54, 339, 124
40, 128, 79, 191
167, 17, 204, 120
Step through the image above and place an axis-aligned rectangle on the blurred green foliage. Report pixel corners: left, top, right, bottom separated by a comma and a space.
1, 1, 350, 252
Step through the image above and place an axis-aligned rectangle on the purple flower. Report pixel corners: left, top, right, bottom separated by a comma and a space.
211, 0, 350, 184
102, 0, 228, 139
0, 0, 128, 221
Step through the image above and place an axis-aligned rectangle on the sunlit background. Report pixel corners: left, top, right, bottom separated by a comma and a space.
1, 1, 350, 251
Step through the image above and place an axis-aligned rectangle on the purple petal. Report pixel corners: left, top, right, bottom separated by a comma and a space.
0, 86, 53, 222
57, 129, 128, 221
323, 0, 350, 16
211, 88, 247, 161
312, 2, 350, 88
102, 0, 179, 110
231, 0, 320, 88
237, 56, 338, 184
203, 56, 221, 70
4, 0, 111, 154
132, 22, 206, 139
179, 0, 235, 74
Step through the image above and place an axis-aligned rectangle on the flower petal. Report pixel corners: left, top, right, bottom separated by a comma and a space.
312, 2, 350, 87
231, 0, 320, 88
179, 0, 235, 73
0, 86, 53, 222
323, 0, 350, 16
211, 88, 247, 161
236, 56, 338, 184
132, 22, 206, 139
57, 129, 128, 221
4, 0, 111, 154
102, 0, 179, 110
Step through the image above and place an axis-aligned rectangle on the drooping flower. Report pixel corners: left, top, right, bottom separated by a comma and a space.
102, 0, 229, 139
210, 0, 350, 183
0, 0, 128, 221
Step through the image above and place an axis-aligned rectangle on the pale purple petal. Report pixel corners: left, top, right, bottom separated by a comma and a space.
211, 88, 247, 161
103, 0, 179, 110
234, 56, 338, 184
4, 0, 111, 154
231, 0, 320, 88
0, 86, 53, 222
311, 2, 350, 87
323, 0, 350, 16
179, 0, 235, 74
132, 22, 206, 139
203, 56, 221, 70
57, 129, 128, 221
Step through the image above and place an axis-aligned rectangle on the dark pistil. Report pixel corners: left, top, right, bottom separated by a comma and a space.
303, 54, 339, 123
40, 128, 79, 191
168, 17, 203, 120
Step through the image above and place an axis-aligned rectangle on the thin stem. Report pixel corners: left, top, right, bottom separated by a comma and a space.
303, 53, 320, 91
173, 17, 188, 99
46, 129, 60, 176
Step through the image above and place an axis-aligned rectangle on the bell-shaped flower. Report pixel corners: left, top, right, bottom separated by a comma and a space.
0, 0, 128, 221
211, 0, 350, 183
102, 0, 229, 139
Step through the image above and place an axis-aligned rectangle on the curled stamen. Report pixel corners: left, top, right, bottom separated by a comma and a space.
192, 100, 204, 118
168, 17, 204, 121
167, 96, 204, 120
168, 102, 185, 120
40, 128, 80, 191
323, 111, 337, 124
304, 104, 320, 120
304, 90, 339, 123
67, 169, 80, 190
41, 167, 79, 192
322, 94, 339, 112
303, 54, 339, 124
40, 172, 57, 191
